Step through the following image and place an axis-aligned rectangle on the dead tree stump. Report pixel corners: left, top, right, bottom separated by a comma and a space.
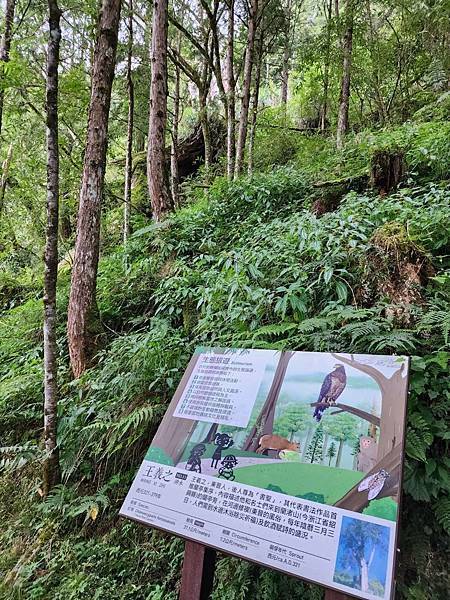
370, 149, 405, 195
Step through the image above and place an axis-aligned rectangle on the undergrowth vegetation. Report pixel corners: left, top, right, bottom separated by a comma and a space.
0, 123, 449, 599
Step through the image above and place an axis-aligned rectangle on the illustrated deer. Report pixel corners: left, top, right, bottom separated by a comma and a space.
256, 434, 300, 456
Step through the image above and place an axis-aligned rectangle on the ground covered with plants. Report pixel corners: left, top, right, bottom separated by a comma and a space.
1, 117, 449, 599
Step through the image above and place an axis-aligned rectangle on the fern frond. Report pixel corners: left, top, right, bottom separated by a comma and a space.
433, 497, 450, 534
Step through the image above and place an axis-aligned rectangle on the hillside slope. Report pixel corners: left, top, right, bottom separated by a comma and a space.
0, 125, 449, 599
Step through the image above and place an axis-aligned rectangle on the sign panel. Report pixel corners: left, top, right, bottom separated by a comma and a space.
120, 348, 410, 600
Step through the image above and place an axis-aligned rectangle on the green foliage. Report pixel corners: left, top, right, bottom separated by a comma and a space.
1, 121, 449, 599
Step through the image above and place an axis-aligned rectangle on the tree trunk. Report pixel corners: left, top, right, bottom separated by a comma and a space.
310, 437, 319, 463
67, 0, 122, 378
370, 149, 404, 195
243, 351, 293, 452
171, 63, 181, 207
234, 0, 258, 178
360, 557, 369, 593
280, 0, 293, 108
335, 439, 344, 467
322, 432, 329, 464
336, 0, 354, 150
123, 0, 134, 243
43, 0, 62, 498
0, 0, 15, 139
226, 0, 236, 179
147, 0, 172, 220
247, 34, 263, 176
320, 0, 333, 131
280, 42, 289, 106
366, 0, 386, 125
199, 93, 211, 172
202, 422, 219, 444
0, 142, 12, 214
170, 6, 186, 206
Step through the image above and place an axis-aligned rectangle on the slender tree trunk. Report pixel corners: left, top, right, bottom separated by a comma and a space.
310, 436, 319, 463
171, 63, 181, 206
226, 0, 236, 179
366, 0, 385, 124
0, 142, 12, 214
199, 93, 211, 171
360, 557, 369, 592
335, 439, 344, 467
247, 34, 263, 176
280, 43, 289, 106
147, 0, 172, 220
280, 0, 293, 108
43, 0, 62, 498
321, 432, 329, 463
67, 0, 122, 378
336, 0, 354, 149
320, 0, 333, 131
123, 0, 134, 243
202, 422, 219, 443
234, 0, 258, 178
170, 6, 186, 207
0, 0, 15, 139
243, 351, 294, 452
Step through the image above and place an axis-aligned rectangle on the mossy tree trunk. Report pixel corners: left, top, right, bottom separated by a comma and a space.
67, 0, 122, 378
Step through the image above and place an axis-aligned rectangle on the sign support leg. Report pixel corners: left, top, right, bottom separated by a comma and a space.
180, 540, 217, 600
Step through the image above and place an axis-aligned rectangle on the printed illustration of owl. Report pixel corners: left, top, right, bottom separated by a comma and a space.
357, 469, 389, 500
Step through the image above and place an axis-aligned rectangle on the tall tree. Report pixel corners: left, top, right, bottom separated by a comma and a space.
234, 0, 259, 178
170, 22, 183, 207
67, 0, 122, 378
280, 0, 294, 107
326, 441, 337, 465
337, 520, 388, 593
147, 0, 172, 220
336, 0, 355, 149
365, 0, 386, 124
247, 33, 263, 175
320, 0, 333, 131
305, 424, 324, 464
43, 0, 62, 497
123, 0, 134, 243
226, 0, 236, 179
0, 0, 15, 139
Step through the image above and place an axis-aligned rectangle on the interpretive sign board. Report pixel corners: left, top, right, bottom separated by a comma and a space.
120, 348, 410, 600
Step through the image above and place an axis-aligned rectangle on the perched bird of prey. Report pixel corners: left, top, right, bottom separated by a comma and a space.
313, 364, 347, 422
